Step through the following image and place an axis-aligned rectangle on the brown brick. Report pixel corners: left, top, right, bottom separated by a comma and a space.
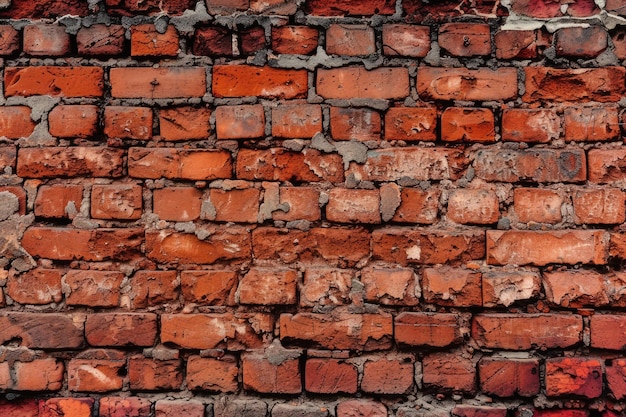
155, 400, 205, 417
23, 24, 70, 56
240, 25, 265, 55
0, 312, 84, 349
495, 30, 537, 59
306, 0, 395, 15
193, 26, 233, 56
423, 352, 476, 393
77, 24, 125, 56
128, 357, 182, 390
555, 26, 607, 58
479, 358, 540, 397
0, 25, 19, 55
99, 397, 152, 417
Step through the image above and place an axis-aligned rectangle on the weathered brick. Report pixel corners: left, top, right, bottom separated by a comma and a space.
361, 355, 414, 394
588, 149, 626, 183
573, 188, 625, 224
423, 352, 476, 393
213, 398, 268, 417
209, 188, 260, 223
0, 106, 35, 139
486, 230, 608, 266
543, 270, 609, 308
0, 146, 15, 171
186, 355, 238, 392
441, 107, 495, 142
590, 315, 626, 350
242, 347, 302, 394
106, 0, 196, 15
555, 26, 607, 58
273, 186, 321, 221
129, 148, 232, 180
327, 188, 380, 224
479, 357, 540, 397
128, 357, 182, 390
240, 25, 265, 55
305, 358, 357, 394
0, 399, 40, 417
181, 270, 237, 306
472, 314, 582, 350
158, 107, 211, 141
280, 312, 393, 351
514, 188, 563, 223
447, 189, 499, 225
5, 66, 104, 97
438, 23, 491, 56
272, 104, 322, 139
7, 268, 63, 305
511, 0, 598, 17
337, 400, 387, 417
306, 0, 395, 15
474, 148, 586, 183
495, 30, 537, 59
392, 187, 439, 224
272, 25, 318, 54
238, 267, 297, 305
193, 26, 233, 56
104, 106, 153, 140
86, 313, 157, 347
564, 107, 619, 141
77, 24, 125, 56
0, 25, 19, 55
317, 67, 409, 99
68, 352, 125, 392
12, 358, 64, 391
155, 400, 205, 417
129, 270, 178, 308
131, 24, 179, 57
64, 270, 124, 307
330, 107, 382, 141
153, 187, 202, 221
91, 184, 143, 220
423, 267, 482, 306
0, 312, 84, 349
34, 184, 83, 219
48, 105, 99, 139
395, 312, 463, 347
362, 266, 419, 306
524, 67, 625, 102
213, 65, 307, 98
110, 67, 206, 98
382, 24, 430, 57
385, 107, 437, 141
417, 67, 518, 101
99, 397, 152, 417
40, 398, 94, 417
18, 147, 124, 178
482, 271, 541, 307
215, 105, 265, 139
546, 357, 602, 398
502, 108, 560, 143
23, 24, 70, 56
300, 267, 352, 307
326, 24, 375, 56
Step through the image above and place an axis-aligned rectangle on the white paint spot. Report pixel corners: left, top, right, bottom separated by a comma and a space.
406, 245, 421, 260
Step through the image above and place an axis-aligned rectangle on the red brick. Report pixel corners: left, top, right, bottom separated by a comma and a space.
104, 106, 153, 140
68, 354, 125, 392
511, 0, 598, 17
573, 188, 625, 224
385, 107, 437, 141
7, 268, 62, 305
395, 312, 462, 347
18, 147, 124, 178
5, 66, 104, 97
382, 24, 430, 57
545, 357, 602, 398
0, 106, 35, 139
237, 148, 343, 183
12, 358, 64, 391
238, 267, 297, 305
347, 147, 467, 182
317, 67, 409, 99
474, 148, 586, 183
155, 400, 205, 417
0, 146, 16, 171
34, 184, 83, 219
479, 358, 540, 397
607, 359, 626, 401
423, 267, 482, 306
555, 26, 607, 58
441, 107, 495, 143
326, 24, 374, 56
86, 313, 157, 347
417, 67, 518, 101
495, 30, 537, 59
362, 266, 419, 306
213, 65, 307, 99
0, 312, 84, 349
0, 25, 19, 55
423, 352, 476, 393
77, 24, 125, 56
361, 356, 414, 394
392, 187, 439, 224
40, 398, 94, 417
131, 24, 179, 57
300, 267, 352, 307
271, 25, 318, 54
158, 107, 211, 141
99, 398, 151, 417
129, 270, 178, 308
280, 312, 392, 351
48, 105, 98, 139
242, 348, 302, 394
330, 107, 381, 141
161, 313, 272, 350
543, 270, 608, 308
447, 189, 499, 225
524, 67, 626, 102
209, 188, 260, 223
181, 270, 237, 306
482, 271, 541, 307
372, 228, 485, 266
110, 67, 206, 99
305, 358, 357, 394
272, 104, 322, 138
91, 184, 143, 220
439, 23, 491, 56
306, 0, 395, 15
590, 315, 626, 350
564, 107, 619, 141
326, 188, 380, 224
0, 399, 39, 417
613, 28, 626, 59
106, 0, 195, 15
273, 186, 321, 221
252, 227, 370, 267
215, 105, 265, 139
186, 355, 238, 392
588, 149, 626, 183
129, 148, 232, 180
240, 25, 265, 55
337, 400, 387, 417
501, 108, 560, 143
0, 0, 89, 18
514, 188, 563, 223
487, 230, 608, 266
153, 187, 202, 221
146, 227, 250, 265
64, 270, 124, 307
193, 26, 233, 56
22, 227, 143, 261
128, 357, 182, 390
472, 313, 582, 350
23, 24, 70, 56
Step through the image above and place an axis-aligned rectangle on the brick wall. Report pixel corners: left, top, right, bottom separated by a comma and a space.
0, 0, 625, 416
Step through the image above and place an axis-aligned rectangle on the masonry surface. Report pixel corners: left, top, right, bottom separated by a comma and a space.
1, 0, 626, 416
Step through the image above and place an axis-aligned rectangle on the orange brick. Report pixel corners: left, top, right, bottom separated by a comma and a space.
128, 357, 182, 390
48, 105, 98, 139
441, 107, 495, 142
545, 357, 602, 398
361, 266, 419, 306
395, 312, 463, 347
64, 270, 124, 307
104, 106, 153, 140
423, 267, 482, 307
439, 23, 491, 56
501, 108, 560, 143
330, 107, 381, 141
215, 105, 265, 139
0, 25, 19, 56
99, 397, 152, 417
385, 107, 437, 141
18, 147, 124, 178
242, 350, 301, 394
495, 30, 538, 59
34, 184, 83, 219
300, 267, 353, 307
129, 270, 178, 308
209, 188, 260, 223
213, 65, 307, 99
573, 188, 625, 224
271, 26, 318, 54
186, 356, 238, 392
239, 267, 297, 305
68, 356, 125, 392
382, 24, 430, 57
13, 358, 64, 391
417, 67, 518, 101
181, 270, 237, 306
479, 358, 540, 397
447, 189, 499, 225
40, 398, 94, 417
423, 352, 476, 393
272, 104, 322, 138
158, 107, 211, 141
91, 184, 143, 220
512, 186, 562, 220
131, 24, 179, 57
589, 149, 626, 183
5, 66, 104, 97
23, 24, 70, 56
0, 106, 36, 139
361, 356, 414, 394
128, 148, 232, 180
326, 24, 375, 56
7, 268, 63, 305
273, 186, 321, 222
153, 187, 202, 221
110, 67, 206, 99
317, 67, 409, 99
305, 359, 357, 394
326, 188, 381, 224
392, 187, 439, 224
564, 106, 620, 141
524, 67, 625, 102
86, 313, 157, 347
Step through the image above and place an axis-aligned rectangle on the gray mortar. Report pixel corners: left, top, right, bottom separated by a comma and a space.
0, 192, 18, 221
201, 198, 217, 220
310, 132, 336, 153
380, 182, 401, 222
335, 141, 368, 169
